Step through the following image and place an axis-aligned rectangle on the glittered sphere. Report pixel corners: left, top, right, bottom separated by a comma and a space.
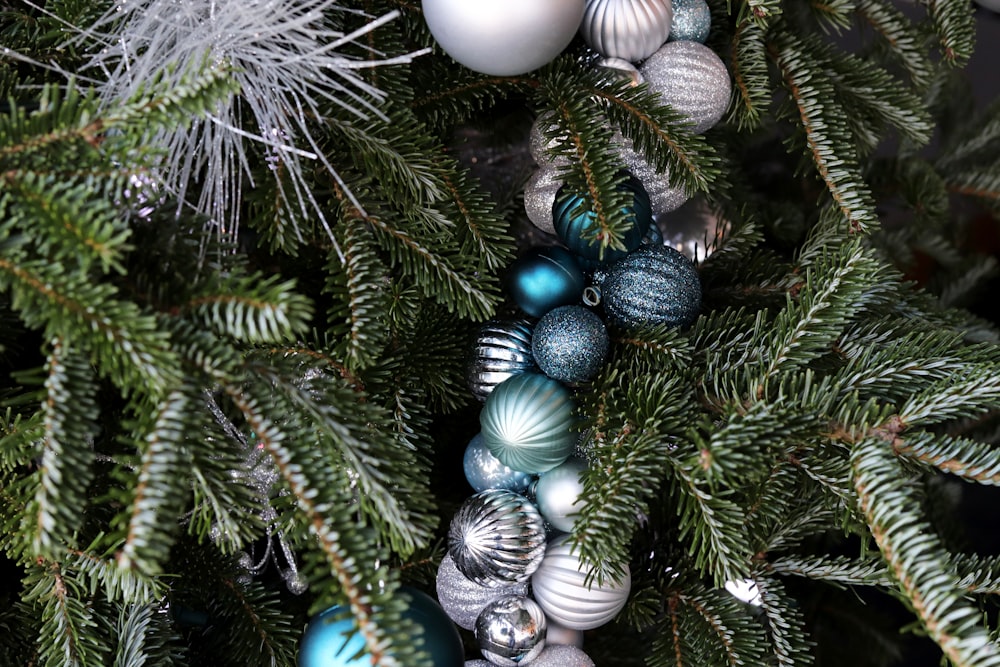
506, 246, 586, 318
553, 176, 652, 264
534, 457, 588, 533
669, 0, 711, 43
598, 244, 702, 329
528, 644, 596, 666
467, 319, 537, 402
298, 587, 464, 667
422, 0, 585, 76
579, 0, 673, 62
435, 554, 529, 630
529, 112, 570, 166
464, 433, 535, 494
480, 373, 578, 474
524, 168, 563, 235
613, 132, 689, 215
474, 595, 548, 666
530, 536, 632, 630
447, 490, 547, 585
639, 41, 731, 134
531, 306, 609, 384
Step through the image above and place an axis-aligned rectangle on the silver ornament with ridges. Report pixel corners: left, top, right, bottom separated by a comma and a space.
475, 595, 547, 666
524, 168, 563, 235
436, 554, 529, 630
527, 644, 596, 666
613, 132, 689, 215
598, 244, 701, 329
639, 41, 731, 134
467, 319, 537, 402
531, 535, 632, 630
579, 0, 673, 62
448, 490, 547, 586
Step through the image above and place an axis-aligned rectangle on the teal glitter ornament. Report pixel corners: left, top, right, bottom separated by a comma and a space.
553, 176, 652, 264
298, 587, 464, 667
480, 373, 577, 474
467, 319, 537, 402
669, 0, 711, 43
506, 246, 586, 318
532, 306, 609, 384
598, 244, 701, 329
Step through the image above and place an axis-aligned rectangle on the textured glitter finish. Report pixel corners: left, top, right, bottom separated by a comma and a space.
532, 306, 609, 384
448, 490, 547, 586
579, 0, 673, 62
669, 0, 711, 43
529, 112, 570, 166
467, 319, 537, 402
534, 457, 588, 532
475, 595, 548, 666
613, 132, 690, 215
463, 433, 535, 493
553, 176, 652, 264
436, 554, 529, 630
506, 247, 586, 318
524, 168, 563, 235
599, 244, 702, 329
640, 41, 731, 134
529, 644, 596, 666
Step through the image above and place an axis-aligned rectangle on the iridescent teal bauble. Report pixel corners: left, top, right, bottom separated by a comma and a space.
553, 176, 652, 264
480, 373, 578, 474
598, 244, 701, 329
463, 433, 534, 494
467, 319, 537, 402
534, 457, 588, 533
669, 0, 711, 43
506, 247, 586, 318
532, 306, 608, 384
298, 587, 464, 667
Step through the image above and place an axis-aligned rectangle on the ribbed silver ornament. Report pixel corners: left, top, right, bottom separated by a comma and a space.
467, 320, 537, 402
639, 40, 731, 134
579, 0, 673, 62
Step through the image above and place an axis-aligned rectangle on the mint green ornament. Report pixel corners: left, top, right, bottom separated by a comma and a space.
480, 373, 577, 474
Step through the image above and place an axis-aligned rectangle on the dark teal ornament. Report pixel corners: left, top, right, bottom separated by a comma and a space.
553, 175, 652, 264
506, 246, 586, 318
532, 305, 609, 384
598, 244, 701, 329
298, 587, 464, 667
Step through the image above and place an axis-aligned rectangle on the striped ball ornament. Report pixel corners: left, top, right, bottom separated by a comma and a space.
579, 0, 673, 62
467, 319, 537, 402
598, 244, 701, 329
639, 40, 731, 134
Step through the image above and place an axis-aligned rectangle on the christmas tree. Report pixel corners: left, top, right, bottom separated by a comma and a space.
3, 0, 1000, 665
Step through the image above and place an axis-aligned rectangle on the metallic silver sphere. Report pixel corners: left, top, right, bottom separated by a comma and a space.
474, 595, 547, 666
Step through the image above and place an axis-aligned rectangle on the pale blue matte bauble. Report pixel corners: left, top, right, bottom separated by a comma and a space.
553, 176, 652, 265
298, 588, 464, 667
534, 457, 588, 533
532, 306, 609, 384
463, 433, 535, 493
506, 246, 586, 318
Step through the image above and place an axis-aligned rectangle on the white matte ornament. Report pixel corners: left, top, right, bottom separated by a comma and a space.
975, 0, 1000, 11
422, 0, 586, 75
579, 0, 673, 62
639, 41, 732, 134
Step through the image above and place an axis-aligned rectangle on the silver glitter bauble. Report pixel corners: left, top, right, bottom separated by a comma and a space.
528, 644, 596, 666
598, 244, 702, 329
579, 0, 673, 62
529, 112, 570, 167
475, 595, 547, 666
466, 662, 493, 667
531, 535, 631, 630
531, 306, 608, 384
468, 319, 537, 402
639, 41, 731, 134
448, 490, 547, 586
436, 554, 529, 630
423, 0, 586, 76
669, 0, 711, 43
614, 132, 689, 215
524, 168, 563, 235
534, 457, 588, 533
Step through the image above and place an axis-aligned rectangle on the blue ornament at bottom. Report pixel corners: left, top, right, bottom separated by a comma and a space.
299, 587, 464, 667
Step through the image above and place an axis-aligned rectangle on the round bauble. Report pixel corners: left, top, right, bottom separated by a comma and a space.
466, 662, 492, 667
529, 112, 569, 167
534, 457, 588, 533
553, 176, 652, 264
474, 595, 547, 666
447, 490, 547, 586
506, 246, 586, 318
598, 244, 701, 329
639, 41, 731, 134
531, 536, 632, 630
524, 168, 564, 236
422, 0, 586, 76
467, 319, 537, 402
464, 433, 535, 494
435, 554, 529, 630
480, 373, 578, 474
528, 644, 596, 666
298, 587, 464, 667
532, 306, 608, 384
613, 132, 689, 216
669, 0, 711, 43
579, 0, 672, 62
975, 0, 1000, 11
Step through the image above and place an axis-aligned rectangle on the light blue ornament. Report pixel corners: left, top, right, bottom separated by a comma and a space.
534, 457, 588, 533
506, 246, 586, 318
598, 244, 701, 329
669, 0, 711, 43
298, 588, 464, 667
463, 433, 535, 493
553, 176, 652, 265
480, 373, 577, 474
532, 306, 609, 384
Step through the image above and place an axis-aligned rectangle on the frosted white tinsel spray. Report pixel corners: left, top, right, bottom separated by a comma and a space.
72, 0, 428, 248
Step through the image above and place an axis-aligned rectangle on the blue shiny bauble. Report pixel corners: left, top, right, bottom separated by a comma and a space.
532, 306, 609, 384
553, 176, 652, 265
463, 433, 535, 493
668, 0, 711, 43
298, 588, 464, 667
598, 244, 701, 329
506, 246, 586, 318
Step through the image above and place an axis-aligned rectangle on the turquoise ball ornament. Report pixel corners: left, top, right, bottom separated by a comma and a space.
463, 433, 535, 493
598, 244, 701, 329
506, 246, 586, 318
553, 176, 652, 265
480, 373, 577, 474
298, 587, 464, 667
532, 306, 609, 384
